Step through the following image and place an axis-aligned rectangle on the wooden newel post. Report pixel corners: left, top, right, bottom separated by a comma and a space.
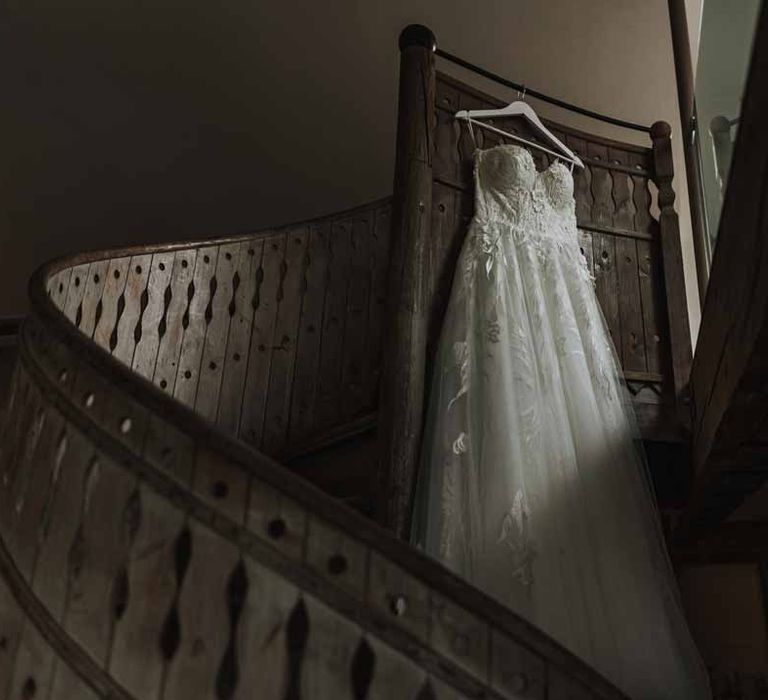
650, 120, 693, 429
376, 24, 436, 538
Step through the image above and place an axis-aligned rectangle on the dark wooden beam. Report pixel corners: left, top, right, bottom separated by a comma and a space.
678, 2, 768, 542
376, 24, 436, 538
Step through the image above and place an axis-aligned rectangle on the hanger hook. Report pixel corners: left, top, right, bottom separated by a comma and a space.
517, 85, 527, 101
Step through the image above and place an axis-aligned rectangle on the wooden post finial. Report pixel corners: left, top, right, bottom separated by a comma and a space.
398, 24, 436, 52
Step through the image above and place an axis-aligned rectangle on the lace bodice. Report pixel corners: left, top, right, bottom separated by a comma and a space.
473, 144, 576, 240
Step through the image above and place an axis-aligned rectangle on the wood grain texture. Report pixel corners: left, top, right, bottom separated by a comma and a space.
683, 4, 768, 539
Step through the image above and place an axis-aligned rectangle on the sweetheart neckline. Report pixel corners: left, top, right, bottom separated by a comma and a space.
474, 143, 572, 180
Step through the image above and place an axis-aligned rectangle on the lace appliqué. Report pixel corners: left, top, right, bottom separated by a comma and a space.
498, 490, 536, 587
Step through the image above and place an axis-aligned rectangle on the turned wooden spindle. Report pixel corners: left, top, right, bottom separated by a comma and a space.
650, 120, 693, 430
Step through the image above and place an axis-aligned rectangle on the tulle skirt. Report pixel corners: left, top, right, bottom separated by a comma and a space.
412, 218, 711, 699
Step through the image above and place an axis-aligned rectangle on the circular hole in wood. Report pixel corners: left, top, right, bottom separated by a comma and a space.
267, 518, 286, 539
135, 265, 142, 274
120, 417, 132, 434
258, 344, 266, 352
203, 255, 210, 264
327, 554, 348, 576
84, 392, 95, 408
233, 352, 240, 361
271, 243, 279, 251
94, 274, 100, 283
159, 262, 165, 271
389, 595, 407, 617
247, 248, 255, 256
181, 260, 188, 268
74, 277, 80, 287
114, 269, 121, 279
209, 361, 217, 370
211, 480, 229, 499
160, 379, 168, 389
225, 252, 232, 260
58, 283, 63, 293
601, 251, 609, 260
184, 370, 192, 379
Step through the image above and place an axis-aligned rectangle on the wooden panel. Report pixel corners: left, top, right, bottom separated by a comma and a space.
195, 242, 240, 422
112, 254, 152, 366
367, 553, 430, 643
616, 237, 647, 372
31, 426, 93, 620
362, 205, 392, 412
314, 219, 353, 434
611, 170, 635, 231
174, 246, 219, 408
246, 480, 307, 562
637, 239, 664, 376
153, 249, 197, 396
92, 258, 130, 352
262, 227, 309, 452
577, 230, 595, 279
162, 521, 239, 699
239, 233, 283, 448
7, 620, 58, 700
5, 408, 64, 579
62, 263, 90, 326
305, 515, 368, 599
61, 453, 136, 665
288, 222, 330, 442
109, 486, 184, 697
132, 251, 175, 381
490, 629, 546, 699
78, 260, 110, 339
340, 216, 373, 421
430, 592, 489, 682
300, 596, 361, 700
365, 636, 427, 699
216, 239, 263, 435
49, 267, 72, 311
235, 558, 300, 700
48, 662, 100, 700
592, 234, 621, 358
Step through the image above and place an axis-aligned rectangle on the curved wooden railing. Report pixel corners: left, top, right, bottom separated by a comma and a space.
0, 199, 629, 699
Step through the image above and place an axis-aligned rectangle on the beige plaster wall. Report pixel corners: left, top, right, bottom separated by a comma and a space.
0, 0, 700, 342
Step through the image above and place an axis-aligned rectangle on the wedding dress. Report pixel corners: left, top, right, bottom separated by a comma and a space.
412, 143, 710, 699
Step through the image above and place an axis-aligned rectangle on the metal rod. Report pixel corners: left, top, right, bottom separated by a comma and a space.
434, 47, 652, 133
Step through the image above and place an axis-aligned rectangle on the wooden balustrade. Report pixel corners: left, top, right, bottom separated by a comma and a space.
0, 208, 629, 698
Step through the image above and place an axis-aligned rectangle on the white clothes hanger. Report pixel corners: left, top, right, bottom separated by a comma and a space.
455, 88, 585, 170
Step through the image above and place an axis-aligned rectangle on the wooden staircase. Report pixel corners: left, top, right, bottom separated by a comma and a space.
0, 202, 630, 698
0, 22, 716, 700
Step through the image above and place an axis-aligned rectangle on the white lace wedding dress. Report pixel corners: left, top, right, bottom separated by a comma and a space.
412, 143, 710, 699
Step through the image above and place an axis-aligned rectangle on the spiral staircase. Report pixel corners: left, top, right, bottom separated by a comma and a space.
0, 195, 633, 699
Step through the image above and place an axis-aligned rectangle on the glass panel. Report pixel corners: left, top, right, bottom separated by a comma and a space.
694, 0, 762, 259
